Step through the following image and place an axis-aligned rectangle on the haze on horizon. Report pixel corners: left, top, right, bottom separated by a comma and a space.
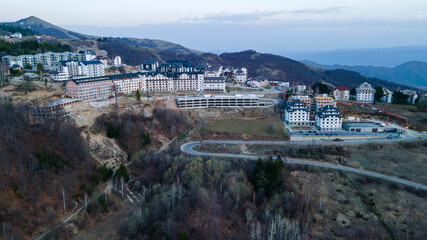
2, 0, 427, 54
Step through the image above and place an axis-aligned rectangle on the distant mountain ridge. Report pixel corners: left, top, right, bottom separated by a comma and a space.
302, 60, 427, 90
288, 46, 427, 68
5, 16, 200, 55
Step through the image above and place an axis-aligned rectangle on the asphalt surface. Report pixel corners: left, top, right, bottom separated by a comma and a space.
180, 139, 427, 191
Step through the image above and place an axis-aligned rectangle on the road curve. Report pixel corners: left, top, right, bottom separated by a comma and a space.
181, 141, 427, 191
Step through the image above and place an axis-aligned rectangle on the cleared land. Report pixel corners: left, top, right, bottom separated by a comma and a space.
193, 141, 427, 185
192, 118, 288, 140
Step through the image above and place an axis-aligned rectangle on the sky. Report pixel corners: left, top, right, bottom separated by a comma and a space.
1, 0, 427, 54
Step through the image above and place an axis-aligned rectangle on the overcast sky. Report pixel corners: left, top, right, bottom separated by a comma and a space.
2, 0, 427, 53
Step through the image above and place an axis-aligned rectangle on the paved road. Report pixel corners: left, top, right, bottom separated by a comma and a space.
181, 140, 427, 191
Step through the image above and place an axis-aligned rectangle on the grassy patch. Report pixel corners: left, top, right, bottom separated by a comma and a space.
194, 118, 288, 139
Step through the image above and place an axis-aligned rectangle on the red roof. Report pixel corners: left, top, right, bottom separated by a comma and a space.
333, 86, 350, 91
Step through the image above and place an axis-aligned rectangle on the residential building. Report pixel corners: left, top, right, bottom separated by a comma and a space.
247, 76, 269, 88
284, 99, 310, 125
381, 88, 393, 103
66, 76, 114, 101
51, 72, 69, 81
402, 90, 418, 104
295, 85, 307, 93
10, 32, 22, 38
289, 95, 311, 107
356, 82, 375, 103
233, 67, 247, 83
315, 105, 343, 131
1, 51, 90, 68
58, 60, 104, 78
205, 65, 223, 77
113, 75, 145, 94
314, 95, 336, 111
333, 86, 350, 101
113, 56, 122, 66
162, 60, 193, 72
141, 60, 158, 72
81, 61, 105, 78
203, 77, 226, 92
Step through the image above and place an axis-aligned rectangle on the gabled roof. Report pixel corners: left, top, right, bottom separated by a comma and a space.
316, 105, 343, 118
333, 86, 349, 91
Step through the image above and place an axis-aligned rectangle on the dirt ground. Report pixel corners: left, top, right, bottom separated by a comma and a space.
292, 167, 426, 239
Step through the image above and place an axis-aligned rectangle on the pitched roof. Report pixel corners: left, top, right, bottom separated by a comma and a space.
333, 86, 349, 91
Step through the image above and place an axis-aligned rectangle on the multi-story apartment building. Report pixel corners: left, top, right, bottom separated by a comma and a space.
356, 82, 375, 103
141, 60, 159, 72
402, 90, 418, 104
203, 77, 226, 92
57, 60, 104, 79
289, 95, 311, 107
314, 95, 336, 111
234, 67, 248, 83
1, 51, 93, 69
66, 76, 114, 101
284, 99, 310, 126
112, 74, 146, 94
315, 105, 343, 131
332, 86, 350, 101
205, 65, 224, 77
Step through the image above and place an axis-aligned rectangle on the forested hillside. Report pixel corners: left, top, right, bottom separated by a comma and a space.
0, 39, 71, 56
0, 103, 98, 239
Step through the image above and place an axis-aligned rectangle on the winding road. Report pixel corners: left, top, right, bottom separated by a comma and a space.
180, 139, 427, 191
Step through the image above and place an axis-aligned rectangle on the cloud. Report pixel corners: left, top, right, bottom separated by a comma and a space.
292, 7, 347, 15
184, 9, 284, 23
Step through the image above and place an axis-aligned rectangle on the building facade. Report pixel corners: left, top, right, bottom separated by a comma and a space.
315, 105, 343, 131
176, 94, 260, 109
314, 95, 336, 111
66, 77, 114, 101
356, 82, 375, 103
333, 86, 350, 101
203, 77, 226, 92
1, 51, 91, 69
284, 99, 310, 125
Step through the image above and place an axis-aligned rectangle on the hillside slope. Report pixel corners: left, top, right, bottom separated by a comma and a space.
303, 60, 427, 89
6, 16, 199, 55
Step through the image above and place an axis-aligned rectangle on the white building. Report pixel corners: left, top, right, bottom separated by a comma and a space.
356, 82, 375, 103
58, 60, 104, 79
402, 90, 418, 104
141, 60, 158, 72
51, 72, 69, 82
315, 105, 343, 131
113, 75, 145, 94
205, 65, 223, 77
10, 32, 22, 39
233, 67, 248, 83
284, 99, 310, 126
381, 88, 393, 103
1, 51, 89, 69
113, 56, 122, 66
203, 77, 226, 92
247, 76, 269, 88
333, 86, 350, 101
81, 61, 105, 78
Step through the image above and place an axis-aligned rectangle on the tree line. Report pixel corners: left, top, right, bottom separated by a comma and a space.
0, 39, 71, 56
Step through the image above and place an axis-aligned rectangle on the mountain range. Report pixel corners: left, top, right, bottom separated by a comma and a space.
303, 60, 427, 90
6, 16, 199, 55
1, 16, 422, 91
288, 46, 427, 68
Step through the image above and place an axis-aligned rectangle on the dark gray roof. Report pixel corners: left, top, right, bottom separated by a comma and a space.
81, 61, 103, 65
316, 105, 343, 118
285, 99, 310, 112
141, 60, 158, 64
